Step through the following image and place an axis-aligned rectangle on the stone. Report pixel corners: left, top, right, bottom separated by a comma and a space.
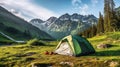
60, 61, 74, 67
97, 44, 112, 49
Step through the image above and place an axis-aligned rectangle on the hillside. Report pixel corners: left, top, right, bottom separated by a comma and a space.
0, 32, 120, 67
0, 6, 53, 41
0, 32, 26, 43
0, 32, 13, 43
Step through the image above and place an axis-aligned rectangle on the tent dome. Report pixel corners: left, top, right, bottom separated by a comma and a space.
54, 35, 95, 56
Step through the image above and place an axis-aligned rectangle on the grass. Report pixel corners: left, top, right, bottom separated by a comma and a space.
0, 32, 120, 67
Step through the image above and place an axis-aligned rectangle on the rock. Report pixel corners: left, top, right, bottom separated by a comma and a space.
97, 44, 112, 49
109, 61, 119, 67
60, 61, 74, 67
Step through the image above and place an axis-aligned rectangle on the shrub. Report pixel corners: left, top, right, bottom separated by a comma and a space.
27, 39, 45, 46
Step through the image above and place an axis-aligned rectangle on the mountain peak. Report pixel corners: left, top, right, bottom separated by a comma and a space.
59, 13, 70, 21
30, 19, 44, 24
47, 16, 57, 22
72, 13, 79, 16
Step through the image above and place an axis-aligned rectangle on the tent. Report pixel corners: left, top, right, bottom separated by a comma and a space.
54, 35, 95, 56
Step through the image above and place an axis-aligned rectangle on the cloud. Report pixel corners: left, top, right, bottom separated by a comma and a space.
10, 9, 19, 14
0, 2, 4, 5
72, 0, 82, 6
9, 9, 24, 19
72, 0, 89, 15
1, 0, 58, 21
79, 4, 89, 15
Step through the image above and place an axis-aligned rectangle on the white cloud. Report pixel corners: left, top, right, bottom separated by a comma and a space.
9, 9, 24, 19
72, 0, 89, 15
72, 0, 82, 6
0, 0, 58, 21
10, 9, 19, 14
79, 4, 89, 15
0, 2, 4, 5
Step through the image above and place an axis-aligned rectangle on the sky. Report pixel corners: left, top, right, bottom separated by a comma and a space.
0, 0, 120, 21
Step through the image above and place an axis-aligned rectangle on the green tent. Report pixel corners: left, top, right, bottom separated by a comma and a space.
54, 35, 95, 56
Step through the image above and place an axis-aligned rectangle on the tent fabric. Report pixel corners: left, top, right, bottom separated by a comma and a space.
55, 42, 73, 56
54, 35, 95, 56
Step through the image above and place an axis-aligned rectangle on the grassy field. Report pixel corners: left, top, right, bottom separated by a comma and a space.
0, 32, 120, 67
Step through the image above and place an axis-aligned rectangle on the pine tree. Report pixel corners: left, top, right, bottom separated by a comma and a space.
116, 8, 120, 30
104, 0, 118, 32
97, 12, 104, 34
109, 0, 117, 32
104, 0, 111, 32
90, 25, 97, 37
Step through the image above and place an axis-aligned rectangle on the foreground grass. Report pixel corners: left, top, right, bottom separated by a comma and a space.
0, 32, 120, 67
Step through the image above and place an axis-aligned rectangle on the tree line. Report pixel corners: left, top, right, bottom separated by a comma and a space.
79, 0, 120, 38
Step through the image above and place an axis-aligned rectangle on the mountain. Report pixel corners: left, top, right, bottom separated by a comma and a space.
30, 13, 98, 39
45, 17, 57, 27
30, 19, 46, 31
0, 6, 53, 41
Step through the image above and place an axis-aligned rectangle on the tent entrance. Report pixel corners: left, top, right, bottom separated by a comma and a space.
55, 42, 73, 56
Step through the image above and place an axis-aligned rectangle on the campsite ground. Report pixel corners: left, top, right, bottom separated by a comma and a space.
0, 32, 120, 67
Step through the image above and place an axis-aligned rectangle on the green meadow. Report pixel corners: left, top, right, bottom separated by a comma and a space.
0, 32, 120, 67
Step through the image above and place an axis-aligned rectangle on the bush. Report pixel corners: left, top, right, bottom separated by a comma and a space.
27, 39, 45, 46
108, 34, 120, 40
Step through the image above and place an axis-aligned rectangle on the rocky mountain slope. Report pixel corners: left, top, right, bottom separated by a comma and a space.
30, 13, 98, 39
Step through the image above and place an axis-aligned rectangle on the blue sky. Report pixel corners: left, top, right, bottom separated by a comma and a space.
0, 0, 120, 21
32, 0, 120, 17
31, 0, 104, 18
